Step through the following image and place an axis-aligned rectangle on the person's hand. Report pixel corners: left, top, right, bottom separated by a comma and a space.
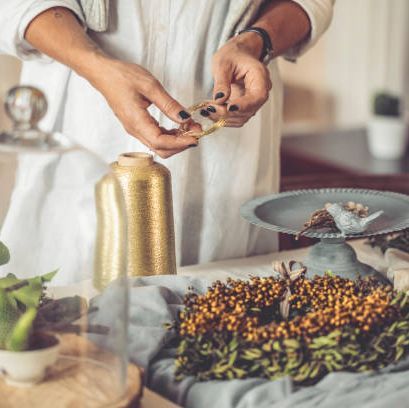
88, 58, 199, 158
203, 32, 272, 127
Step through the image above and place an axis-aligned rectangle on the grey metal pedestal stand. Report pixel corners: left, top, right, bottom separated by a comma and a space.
241, 188, 409, 280
304, 238, 377, 279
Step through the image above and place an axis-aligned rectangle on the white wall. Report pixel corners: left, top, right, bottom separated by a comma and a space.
0, 55, 20, 225
324, 0, 409, 128
279, 0, 409, 130
0, 55, 21, 129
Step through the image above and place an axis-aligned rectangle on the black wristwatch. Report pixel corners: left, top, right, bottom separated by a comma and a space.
236, 27, 274, 65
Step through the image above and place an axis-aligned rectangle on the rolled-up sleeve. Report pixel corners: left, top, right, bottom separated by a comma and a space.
0, 0, 85, 60
284, 0, 335, 61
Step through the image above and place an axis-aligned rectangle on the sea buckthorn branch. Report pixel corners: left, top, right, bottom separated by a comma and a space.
170, 266, 409, 384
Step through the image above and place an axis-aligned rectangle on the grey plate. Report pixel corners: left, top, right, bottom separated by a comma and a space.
241, 188, 409, 239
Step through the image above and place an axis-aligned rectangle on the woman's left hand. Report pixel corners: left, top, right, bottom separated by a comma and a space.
204, 32, 272, 128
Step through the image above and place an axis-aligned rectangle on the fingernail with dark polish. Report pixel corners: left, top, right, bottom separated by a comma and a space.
207, 106, 216, 113
229, 104, 239, 112
200, 109, 210, 117
215, 92, 225, 100
179, 110, 191, 120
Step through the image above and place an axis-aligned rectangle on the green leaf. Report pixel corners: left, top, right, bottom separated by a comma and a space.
41, 269, 58, 283
0, 241, 10, 266
228, 350, 238, 366
6, 308, 37, 351
229, 337, 238, 352
310, 363, 321, 378
395, 347, 405, 361
272, 341, 282, 352
233, 367, 246, 378
0, 270, 58, 309
283, 339, 300, 349
0, 288, 21, 349
0, 274, 19, 289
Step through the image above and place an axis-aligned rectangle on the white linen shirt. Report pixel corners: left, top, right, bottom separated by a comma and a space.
0, 0, 334, 284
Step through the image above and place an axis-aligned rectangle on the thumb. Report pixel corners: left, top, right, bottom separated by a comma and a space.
212, 61, 232, 103
149, 81, 192, 124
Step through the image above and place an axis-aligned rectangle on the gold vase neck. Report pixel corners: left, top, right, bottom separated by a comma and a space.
118, 152, 154, 167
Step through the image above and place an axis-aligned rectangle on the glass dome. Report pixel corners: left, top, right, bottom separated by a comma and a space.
0, 126, 130, 405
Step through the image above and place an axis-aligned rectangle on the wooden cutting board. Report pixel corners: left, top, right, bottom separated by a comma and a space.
0, 334, 142, 407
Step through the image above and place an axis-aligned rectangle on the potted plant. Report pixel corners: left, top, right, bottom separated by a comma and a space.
367, 92, 408, 159
0, 241, 104, 387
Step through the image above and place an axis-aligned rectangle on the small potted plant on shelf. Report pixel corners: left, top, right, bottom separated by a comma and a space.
0, 241, 103, 387
367, 92, 408, 159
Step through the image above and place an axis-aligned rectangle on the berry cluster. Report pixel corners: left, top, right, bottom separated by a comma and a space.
173, 269, 409, 384
178, 274, 397, 343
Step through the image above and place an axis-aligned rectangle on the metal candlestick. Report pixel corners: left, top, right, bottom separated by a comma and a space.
241, 188, 409, 280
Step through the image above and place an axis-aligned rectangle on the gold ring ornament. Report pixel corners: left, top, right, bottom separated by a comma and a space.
179, 101, 226, 140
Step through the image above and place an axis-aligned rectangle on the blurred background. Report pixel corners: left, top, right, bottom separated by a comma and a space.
280, 0, 409, 131
1, 0, 409, 224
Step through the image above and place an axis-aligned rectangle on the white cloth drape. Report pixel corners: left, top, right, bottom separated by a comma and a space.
0, 0, 334, 284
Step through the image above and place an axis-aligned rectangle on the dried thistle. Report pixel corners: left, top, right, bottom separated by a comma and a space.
273, 261, 306, 320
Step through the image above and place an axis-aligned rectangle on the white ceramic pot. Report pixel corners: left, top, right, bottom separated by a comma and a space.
367, 117, 408, 159
0, 336, 59, 387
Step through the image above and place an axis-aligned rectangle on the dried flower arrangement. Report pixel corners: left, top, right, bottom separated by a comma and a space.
170, 262, 409, 385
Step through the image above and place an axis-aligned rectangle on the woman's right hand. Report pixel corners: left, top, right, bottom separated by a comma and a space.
87, 58, 199, 158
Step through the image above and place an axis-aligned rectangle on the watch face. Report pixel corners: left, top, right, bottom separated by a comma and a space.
263, 50, 274, 65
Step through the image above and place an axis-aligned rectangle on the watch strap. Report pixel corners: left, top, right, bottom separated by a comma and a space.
237, 27, 274, 64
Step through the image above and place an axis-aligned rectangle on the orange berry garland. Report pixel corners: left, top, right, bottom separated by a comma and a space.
170, 264, 409, 384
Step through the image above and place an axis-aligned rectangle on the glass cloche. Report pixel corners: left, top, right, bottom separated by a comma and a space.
0, 86, 131, 406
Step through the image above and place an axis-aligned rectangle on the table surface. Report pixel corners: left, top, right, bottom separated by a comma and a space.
282, 128, 409, 174
49, 239, 388, 408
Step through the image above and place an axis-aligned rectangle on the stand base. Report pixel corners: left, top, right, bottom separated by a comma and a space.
0, 131, 76, 154
305, 238, 386, 281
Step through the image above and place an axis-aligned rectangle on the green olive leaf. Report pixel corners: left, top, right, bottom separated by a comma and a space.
0, 241, 10, 266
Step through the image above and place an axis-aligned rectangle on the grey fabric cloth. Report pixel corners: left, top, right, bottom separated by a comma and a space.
90, 275, 409, 408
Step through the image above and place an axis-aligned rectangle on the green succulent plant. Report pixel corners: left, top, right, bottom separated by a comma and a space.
373, 92, 401, 117
0, 240, 107, 352
0, 241, 57, 351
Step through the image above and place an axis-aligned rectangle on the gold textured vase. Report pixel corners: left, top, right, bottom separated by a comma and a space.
94, 152, 176, 289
